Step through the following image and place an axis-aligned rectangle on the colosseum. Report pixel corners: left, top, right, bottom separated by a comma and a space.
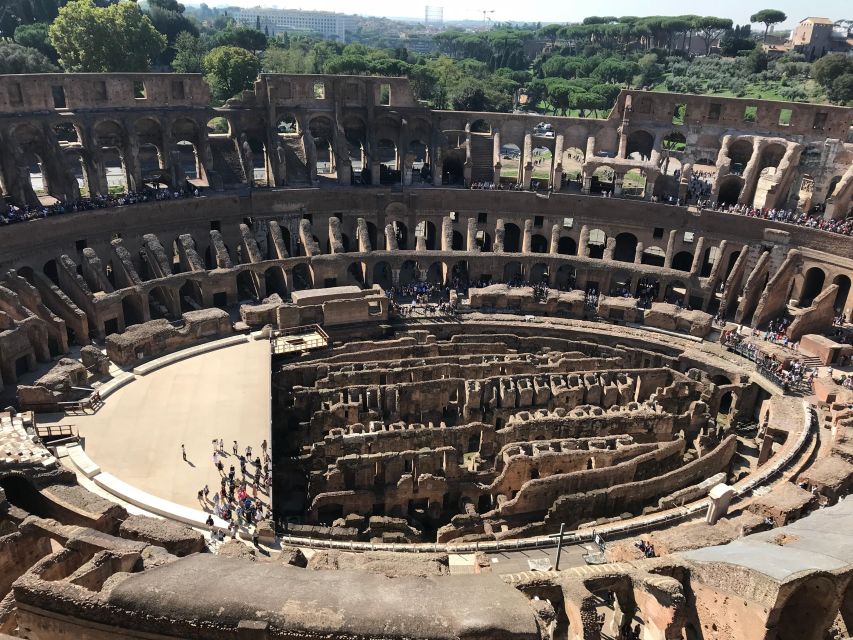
0, 72, 851, 640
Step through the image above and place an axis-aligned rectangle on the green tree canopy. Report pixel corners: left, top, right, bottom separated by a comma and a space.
49, 0, 166, 72
171, 31, 206, 73
203, 45, 260, 102
750, 9, 787, 41
0, 41, 59, 74
210, 25, 267, 53
13, 22, 57, 61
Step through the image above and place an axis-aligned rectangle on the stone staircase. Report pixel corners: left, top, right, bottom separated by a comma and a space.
209, 137, 246, 187
280, 137, 310, 186
469, 134, 494, 183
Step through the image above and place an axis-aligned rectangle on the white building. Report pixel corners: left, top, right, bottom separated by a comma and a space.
236, 7, 354, 42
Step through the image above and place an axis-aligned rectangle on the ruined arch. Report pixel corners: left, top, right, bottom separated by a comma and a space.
587, 229, 606, 260
718, 175, 744, 205
557, 236, 576, 256
530, 263, 549, 284
555, 264, 576, 290
503, 223, 522, 253
625, 130, 654, 160
292, 263, 313, 290
613, 233, 638, 263
833, 274, 851, 311
800, 267, 825, 307
372, 261, 392, 289
530, 234, 548, 253
672, 251, 693, 272
399, 260, 418, 286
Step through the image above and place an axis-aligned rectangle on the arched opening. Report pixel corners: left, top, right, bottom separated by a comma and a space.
377, 138, 398, 184
343, 117, 367, 182
530, 263, 549, 284
265, 266, 288, 298
832, 274, 851, 311
372, 261, 392, 289
470, 119, 491, 134
724, 250, 741, 279
503, 223, 521, 253
672, 251, 693, 272
399, 260, 418, 286
207, 117, 231, 135
591, 166, 614, 193
407, 139, 428, 184
391, 220, 408, 250
426, 262, 444, 284
774, 576, 838, 640
665, 280, 687, 305
555, 264, 575, 290
530, 146, 552, 188
661, 131, 686, 152
179, 279, 203, 311
121, 293, 144, 327
309, 117, 336, 179
800, 267, 825, 307
728, 139, 754, 176
587, 229, 606, 260
62, 149, 88, 197
451, 261, 469, 288
622, 168, 646, 197
500, 143, 521, 183
561, 146, 585, 188
137, 143, 162, 181
476, 230, 492, 252
236, 270, 258, 301
719, 390, 733, 415
613, 233, 638, 263
276, 113, 299, 135
530, 234, 548, 253
43, 259, 59, 286
718, 175, 744, 205
292, 264, 312, 290
100, 147, 127, 194
701, 245, 720, 278
415, 220, 437, 250
442, 151, 465, 185
346, 262, 365, 286
626, 130, 654, 160
148, 286, 176, 320
451, 230, 464, 250
557, 236, 576, 256
503, 261, 523, 284
175, 140, 199, 180
610, 270, 632, 296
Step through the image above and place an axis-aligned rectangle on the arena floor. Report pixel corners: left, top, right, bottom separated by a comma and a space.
40, 339, 271, 510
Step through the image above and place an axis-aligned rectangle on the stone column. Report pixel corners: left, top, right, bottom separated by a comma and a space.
664, 230, 678, 269
384, 224, 398, 251
549, 224, 561, 254
737, 139, 767, 206
522, 219, 533, 254
603, 237, 616, 261
581, 168, 592, 194
634, 241, 644, 264
492, 129, 502, 184
466, 218, 477, 251
551, 134, 564, 189
613, 172, 624, 196
494, 219, 505, 253
690, 237, 706, 277
578, 225, 590, 258
520, 133, 533, 189
441, 216, 453, 251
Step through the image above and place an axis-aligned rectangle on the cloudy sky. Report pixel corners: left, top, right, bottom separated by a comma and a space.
206, 0, 849, 30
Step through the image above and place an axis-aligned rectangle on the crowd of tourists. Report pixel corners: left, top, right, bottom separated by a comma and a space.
385, 281, 459, 318
469, 180, 534, 191
193, 437, 271, 544
721, 329, 814, 392
0, 188, 197, 225
700, 201, 853, 236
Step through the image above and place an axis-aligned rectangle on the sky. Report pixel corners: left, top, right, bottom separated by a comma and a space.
203, 0, 850, 30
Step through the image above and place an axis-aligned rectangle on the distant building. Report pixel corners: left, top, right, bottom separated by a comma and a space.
788, 17, 850, 60
235, 7, 354, 42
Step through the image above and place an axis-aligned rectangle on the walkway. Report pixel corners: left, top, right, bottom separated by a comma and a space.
39, 338, 270, 511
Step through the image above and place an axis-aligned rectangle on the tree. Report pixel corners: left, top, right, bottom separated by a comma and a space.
813, 54, 853, 88
544, 78, 572, 114
695, 16, 732, 54
49, 0, 166, 72
203, 45, 260, 102
745, 47, 768, 73
14, 22, 57, 61
750, 9, 786, 42
829, 73, 853, 104
538, 23, 561, 45
171, 31, 206, 73
0, 41, 59, 74
210, 25, 267, 53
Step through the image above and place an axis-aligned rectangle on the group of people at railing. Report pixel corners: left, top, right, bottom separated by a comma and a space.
699, 201, 853, 236
385, 281, 459, 318
722, 329, 815, 392
0, 188, 198, 225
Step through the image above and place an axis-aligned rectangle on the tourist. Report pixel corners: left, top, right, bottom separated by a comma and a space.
181, 444, 186, 461
261, 439, 268, 455
233, 440, 238, 455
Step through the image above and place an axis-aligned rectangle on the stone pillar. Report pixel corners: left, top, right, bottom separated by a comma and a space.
581, 169, 592, 194
522, 219, 533, 254
737, 139, 766, 206
357, 218, 372, 253
706, 484, 735, 525
664, 230, 678, 269
634, 242, 644, 264
585, 135, 596, 161
613, 172, 624, 196
690, 237, 706, 277
549, 224, 561, 254
466, 218, 478, 251
441, 216, 452, 251
416, 235, 427, 251
431, 145, 442, 187
644, 174, 657, 200
384, 224, 398, 251
494, 219, 505, 253
283, 269, 294, 291
520, 133, 533, 189
492, 129, 502, 184
551, 134, 564, 190
603, 237, 616, 261
578, 225, 590, 258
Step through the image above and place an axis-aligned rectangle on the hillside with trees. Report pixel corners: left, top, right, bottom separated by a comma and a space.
1, 1, 850, 109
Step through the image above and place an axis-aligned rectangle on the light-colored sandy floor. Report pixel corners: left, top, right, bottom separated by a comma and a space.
41, 339, 271, 510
